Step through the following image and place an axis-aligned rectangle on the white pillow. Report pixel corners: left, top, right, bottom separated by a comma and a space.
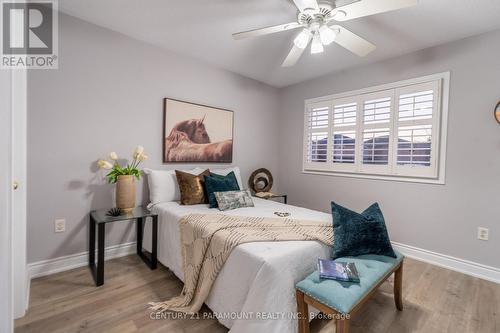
210, 166, 244, 190
144, 168, 205, 206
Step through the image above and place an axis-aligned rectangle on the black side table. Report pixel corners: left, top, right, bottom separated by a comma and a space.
89, 206, 158, 286
256, 193, 288, 204
271, 194, 288, 204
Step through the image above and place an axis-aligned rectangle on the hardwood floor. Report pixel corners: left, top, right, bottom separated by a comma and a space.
16, 255, 500, 333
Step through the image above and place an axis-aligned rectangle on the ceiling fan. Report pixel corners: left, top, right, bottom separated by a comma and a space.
232, 0, 418, 67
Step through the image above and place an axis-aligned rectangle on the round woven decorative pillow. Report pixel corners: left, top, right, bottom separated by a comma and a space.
248, 168, 273, 193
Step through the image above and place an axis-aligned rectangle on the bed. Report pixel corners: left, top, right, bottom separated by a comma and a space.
143, 196, 332, 333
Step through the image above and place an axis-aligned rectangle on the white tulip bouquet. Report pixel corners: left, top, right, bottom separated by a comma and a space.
97, 146, 148, 184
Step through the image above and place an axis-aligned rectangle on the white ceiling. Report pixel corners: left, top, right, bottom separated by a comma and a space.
59, 0, 500, 87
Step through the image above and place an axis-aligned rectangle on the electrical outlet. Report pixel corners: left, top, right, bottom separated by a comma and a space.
55, 219, 65, 233
477, 227, 489, 241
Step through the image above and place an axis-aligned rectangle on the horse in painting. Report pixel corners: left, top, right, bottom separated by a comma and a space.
165, 117, 232, 162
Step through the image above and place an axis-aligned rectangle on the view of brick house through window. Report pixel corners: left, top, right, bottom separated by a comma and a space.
311, 133, 431, 166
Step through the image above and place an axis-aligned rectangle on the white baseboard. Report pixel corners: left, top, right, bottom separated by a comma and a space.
28, 242, 137, 279
25, 273, 30, 311
392, 241, 500, 284
27, 240, 500, 286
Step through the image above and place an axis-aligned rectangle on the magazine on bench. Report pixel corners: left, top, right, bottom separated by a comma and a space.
317, 259, 360, 283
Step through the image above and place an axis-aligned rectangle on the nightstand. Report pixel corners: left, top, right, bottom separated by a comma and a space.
89, 206, 158, 286
255, 193, 287, 204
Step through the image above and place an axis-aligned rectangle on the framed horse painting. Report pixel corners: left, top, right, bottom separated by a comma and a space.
163, 98, 234, 163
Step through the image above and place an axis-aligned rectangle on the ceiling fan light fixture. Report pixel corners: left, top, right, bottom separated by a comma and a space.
235, 0, 416, 67
310, 33, 324, 54
293, 29, 312, 49
319, 25, 338, 45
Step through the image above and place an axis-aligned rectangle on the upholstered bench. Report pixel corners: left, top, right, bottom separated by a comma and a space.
295, 251, 404, 333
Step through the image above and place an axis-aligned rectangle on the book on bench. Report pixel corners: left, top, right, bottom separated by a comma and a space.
317, 259, 360, 283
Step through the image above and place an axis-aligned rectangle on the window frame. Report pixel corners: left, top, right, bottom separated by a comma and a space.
302, 72, 450, 184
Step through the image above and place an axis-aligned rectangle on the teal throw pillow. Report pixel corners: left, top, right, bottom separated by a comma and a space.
331, 201, 396, 259
204, 172, 240, 208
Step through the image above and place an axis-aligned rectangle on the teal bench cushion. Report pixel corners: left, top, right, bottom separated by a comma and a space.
296, 251, 403, 314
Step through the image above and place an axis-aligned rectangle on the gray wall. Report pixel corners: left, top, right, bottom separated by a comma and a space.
27, 14, 280, 263
278, 29, 500, 268
28, 12, 500, 269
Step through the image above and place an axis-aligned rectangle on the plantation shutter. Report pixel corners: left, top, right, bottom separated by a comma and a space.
303, 74, 446, 183
394, 81, 440, 178
331, 98, 357, 171
359, 91, 393, 174
303, 102, 331, 171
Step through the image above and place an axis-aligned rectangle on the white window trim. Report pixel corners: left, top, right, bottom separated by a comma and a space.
302, 72, 450, 185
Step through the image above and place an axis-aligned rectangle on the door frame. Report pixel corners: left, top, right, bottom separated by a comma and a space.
12, 68, 28, 319
1, 69, 14, 333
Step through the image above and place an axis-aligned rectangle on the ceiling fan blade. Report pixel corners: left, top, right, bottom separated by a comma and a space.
331, 25, 376, 56
333, 0, 418, 21
282, 45, 307, 67
291, 0, 319, 13
233, 22, 302, 40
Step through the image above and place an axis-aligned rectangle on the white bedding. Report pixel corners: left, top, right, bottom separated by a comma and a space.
143, 198, 332, 333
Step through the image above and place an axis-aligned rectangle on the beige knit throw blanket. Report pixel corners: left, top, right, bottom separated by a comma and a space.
148, 213, 333, 314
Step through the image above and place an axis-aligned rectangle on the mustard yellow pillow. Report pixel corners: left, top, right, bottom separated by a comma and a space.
175, 169, 210, 205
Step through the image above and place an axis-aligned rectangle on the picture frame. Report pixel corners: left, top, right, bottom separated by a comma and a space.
163, 98, 234, 163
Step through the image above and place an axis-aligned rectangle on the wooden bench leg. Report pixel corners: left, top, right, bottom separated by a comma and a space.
296, 290, 310, 333
394, 262, 403, 311
336, 317, 350, 333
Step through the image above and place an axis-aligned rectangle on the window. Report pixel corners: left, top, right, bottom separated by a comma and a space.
303, 73, 449, 184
